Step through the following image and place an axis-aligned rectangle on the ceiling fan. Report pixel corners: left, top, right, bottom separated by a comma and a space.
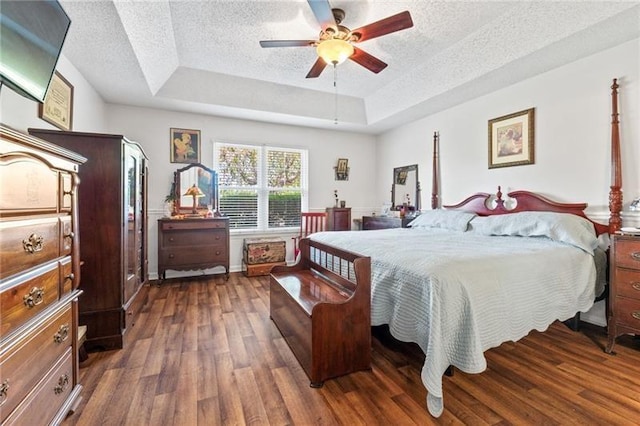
259, 0, 413, 78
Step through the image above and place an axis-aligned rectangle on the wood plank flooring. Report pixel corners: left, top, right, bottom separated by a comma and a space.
64, 273, 640, 425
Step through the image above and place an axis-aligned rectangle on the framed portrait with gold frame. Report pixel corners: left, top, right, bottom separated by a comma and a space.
488, 108, 535, 169
38, 71, 74, 131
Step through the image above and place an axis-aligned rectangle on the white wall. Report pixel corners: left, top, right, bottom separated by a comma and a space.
377, 39, 639, 217
376, 38, 640, 326
106, 105, 378, 278
0, 55, 107, 133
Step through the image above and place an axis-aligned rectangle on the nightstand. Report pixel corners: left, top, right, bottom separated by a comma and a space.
606, 234, 640, 353
326, 207, 351, 231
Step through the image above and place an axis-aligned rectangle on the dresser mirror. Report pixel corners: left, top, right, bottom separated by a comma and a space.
174, 163, 218, 213
391, 164, 420, 211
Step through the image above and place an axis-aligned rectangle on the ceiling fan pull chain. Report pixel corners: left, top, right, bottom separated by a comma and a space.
334, 64, 338, 125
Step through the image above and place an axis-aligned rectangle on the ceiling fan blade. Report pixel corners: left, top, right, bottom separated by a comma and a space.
351, 11, 413, 42
349, 47, 387, 74
306, 57, 327, 78
260, 40, 316, 48
307, 0, 337, 32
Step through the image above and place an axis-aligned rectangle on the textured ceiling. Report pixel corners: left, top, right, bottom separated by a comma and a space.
58, 1, 640, 134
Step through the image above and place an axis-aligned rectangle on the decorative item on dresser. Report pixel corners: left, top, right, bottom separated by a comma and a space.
28, 128, 149, 352
362, 215, 413, 230
326, 207, 351, 231
606, 233, 640, 353
1, 125, 84, 424
158, 217, 230, 280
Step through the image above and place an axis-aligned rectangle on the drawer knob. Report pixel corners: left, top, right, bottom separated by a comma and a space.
53, 374, 70, 395
632, 311, 640, 321
633, 252, 640, 261
53, 324, 70, 343
0, 380, 9, 404
632, 282, 640, 291
169, 237, 175, 242
64, 231, 75, 239
22, 233, 44, 253
65, 273, 75, 282
23, 286, 45, 308
215, 251, 221, 255
63, 189, 74, 196
169, 254, 175, 259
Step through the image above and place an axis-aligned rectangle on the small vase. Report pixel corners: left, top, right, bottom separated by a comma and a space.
164, 201, 173, 217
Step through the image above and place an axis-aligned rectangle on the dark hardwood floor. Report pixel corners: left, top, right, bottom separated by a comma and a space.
64, 273, 640, 425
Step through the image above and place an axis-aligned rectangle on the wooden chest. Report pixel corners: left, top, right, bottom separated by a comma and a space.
1, 124, 84, 424
243, 238, 286, 276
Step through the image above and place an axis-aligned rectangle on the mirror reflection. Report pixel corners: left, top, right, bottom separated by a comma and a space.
174, 163, 218, 213
392, 164, 420, 211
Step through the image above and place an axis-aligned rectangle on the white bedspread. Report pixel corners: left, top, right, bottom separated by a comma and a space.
309, 228, 598, 417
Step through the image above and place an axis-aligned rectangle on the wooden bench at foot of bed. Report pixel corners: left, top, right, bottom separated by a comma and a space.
269, 238, 371, 387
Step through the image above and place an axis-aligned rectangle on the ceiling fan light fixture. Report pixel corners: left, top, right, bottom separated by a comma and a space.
316, 38, 354, 65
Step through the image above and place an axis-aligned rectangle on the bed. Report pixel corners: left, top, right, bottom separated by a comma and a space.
309, 80, 623, 417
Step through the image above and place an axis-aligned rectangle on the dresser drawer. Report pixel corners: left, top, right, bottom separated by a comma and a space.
1, 262, 61, 338
0, 217, 61, 280
60, 216, 73, 256
0, 155, 58, 213
162, 228, 226, 247
2, 348, 74, 426
613, 267, 640, 301
614, 239, 640, 270
0, 304, 72, 422
612, 296, 640, 329
160, 245, 227, 266
59, 257, 74, 295
160, 219, 227, 231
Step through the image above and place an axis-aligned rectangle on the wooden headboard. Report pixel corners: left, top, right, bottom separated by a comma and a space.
434, 79, 622, 237
444, 186, 609, 236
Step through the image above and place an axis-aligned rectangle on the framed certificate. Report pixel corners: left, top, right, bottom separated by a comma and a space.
38, 71, 74, 131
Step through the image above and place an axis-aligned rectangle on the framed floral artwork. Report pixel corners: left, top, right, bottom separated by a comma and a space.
170, 128, 200, 163
488, 108, 534, 169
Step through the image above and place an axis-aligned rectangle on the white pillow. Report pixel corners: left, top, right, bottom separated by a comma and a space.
407, 209, 476, 232
472, 211, 599, 254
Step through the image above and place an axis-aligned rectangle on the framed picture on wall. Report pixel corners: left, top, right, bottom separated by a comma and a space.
38, 71, 74, 131
335, 158, 349, 181
170, 128, 201, 163
488, 108, 534, 169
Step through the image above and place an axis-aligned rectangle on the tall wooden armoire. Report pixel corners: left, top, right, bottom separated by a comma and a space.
29, 128, 149, 351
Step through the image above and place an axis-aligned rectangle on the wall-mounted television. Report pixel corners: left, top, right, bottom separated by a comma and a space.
0, 0, 71, 103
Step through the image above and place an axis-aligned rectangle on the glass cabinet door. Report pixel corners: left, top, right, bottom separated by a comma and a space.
123, 143, 143, 301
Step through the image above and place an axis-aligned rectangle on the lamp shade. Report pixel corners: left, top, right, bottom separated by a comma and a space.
316, 39, 354, 65
184, 184, 205, 197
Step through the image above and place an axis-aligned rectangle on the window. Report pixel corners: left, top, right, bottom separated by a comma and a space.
214, 142, 308, 231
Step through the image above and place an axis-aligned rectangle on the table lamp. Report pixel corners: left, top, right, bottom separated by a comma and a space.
184, 184, 205, 216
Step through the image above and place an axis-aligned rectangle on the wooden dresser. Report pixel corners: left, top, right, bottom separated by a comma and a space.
0, 125, 84, 424
326, 207, 351, 231
29, 129, 149, 351
158, 217, 230, 280
362, 215, 413, 230
606, 234, 640, 353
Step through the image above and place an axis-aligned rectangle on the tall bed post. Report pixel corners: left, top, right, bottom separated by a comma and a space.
432, 131, 439, 209
609, 78, 622, 233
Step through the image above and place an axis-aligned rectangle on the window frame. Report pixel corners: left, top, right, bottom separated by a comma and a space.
214, 141, 308, 233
